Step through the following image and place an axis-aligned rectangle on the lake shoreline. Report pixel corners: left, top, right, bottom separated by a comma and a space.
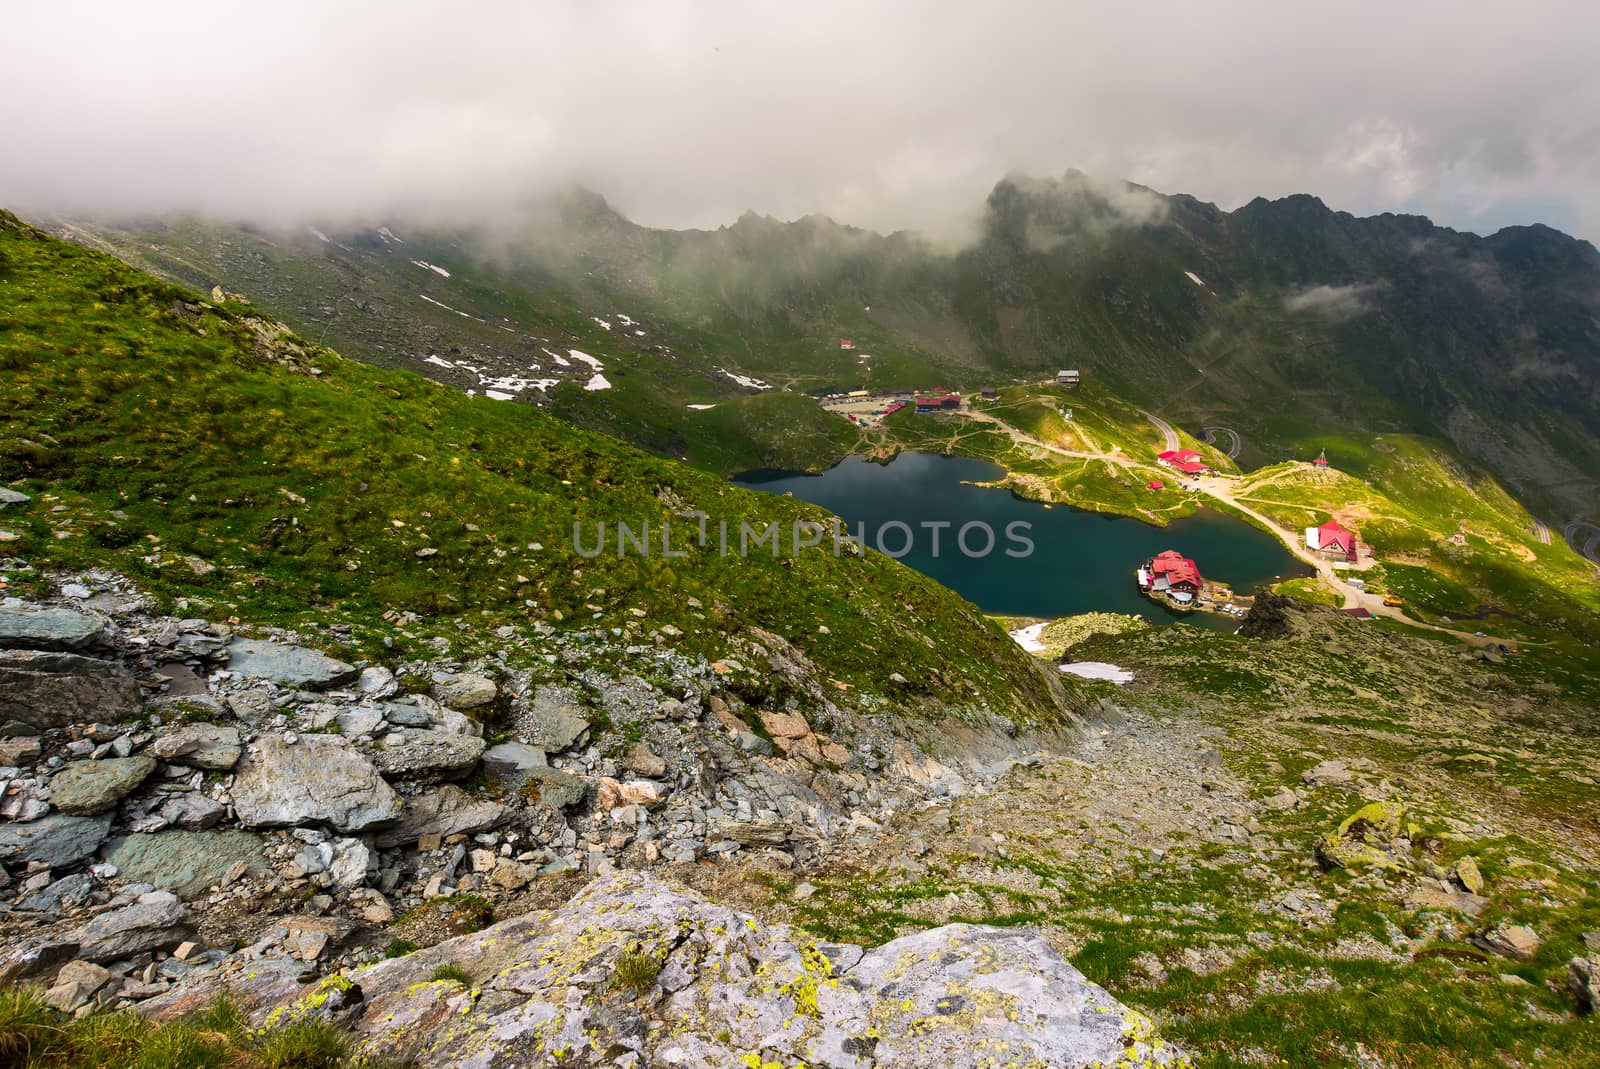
735, 452, 1311, 623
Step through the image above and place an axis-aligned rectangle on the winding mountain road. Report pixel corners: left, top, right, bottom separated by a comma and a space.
1202, 426, 1242, 459
1144, 412, 1180, 452
1565, 520, 1600, 564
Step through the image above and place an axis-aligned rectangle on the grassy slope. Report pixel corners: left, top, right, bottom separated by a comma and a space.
56, 182, 1600, 530
1233, 436, 1600, 640
46, 212, 1600, 645
56, 217, 869, 479
0, 210, 1071, 720
785, 607, 1600, 1067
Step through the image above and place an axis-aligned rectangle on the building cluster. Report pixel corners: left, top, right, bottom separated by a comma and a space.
1157, 449, 1212, 476
1306, 519, 1360, 562
1138, 549, 1204, 606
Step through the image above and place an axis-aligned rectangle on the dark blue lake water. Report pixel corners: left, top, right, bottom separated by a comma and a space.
735, 452, 1309, 627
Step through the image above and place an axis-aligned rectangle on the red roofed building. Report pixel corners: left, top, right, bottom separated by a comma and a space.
914, 394, 961, 412
1306, 519, 1359, 562
1138, 549, 1203, 603
1157, 449, 1209, 475
839, 338, 856, 350
1313, 449, 1331, 468
1147, 480, 1165, 491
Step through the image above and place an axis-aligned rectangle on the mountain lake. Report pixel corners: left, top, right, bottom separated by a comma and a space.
735, 451, 1311, 629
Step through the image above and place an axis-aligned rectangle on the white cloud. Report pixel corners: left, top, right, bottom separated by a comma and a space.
1283, 282, 1384, 320
1, 1, 1597, 242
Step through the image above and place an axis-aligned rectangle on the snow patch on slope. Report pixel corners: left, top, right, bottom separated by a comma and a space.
716, 367, 773, 390
419, 294, 473, 319
1060, 662, 1134, 684
1008, 622, 1047, 652
411, 259, 451, 278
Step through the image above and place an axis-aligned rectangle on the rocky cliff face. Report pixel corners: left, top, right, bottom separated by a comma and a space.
142, 870, 1190, 1068
0, 566, 1147, 1067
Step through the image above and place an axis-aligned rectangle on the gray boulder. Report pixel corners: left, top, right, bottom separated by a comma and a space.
20, 872, 95, 912
367, 729, 485, 778
0, 608, 106, 651
357, 666, 399, 699
102, 830, 267, 898
158, 792, 227, 830
76, 891, 193, 962
148, 723, 242, 770
225, 638, 358, 689
521, 684, 590, 753
0, 813, 113, 867
186, 872, 1185, 1069
371, 785, 508, 849
232, 734, 401, 832
431, 672, 497, 710
517, 766, 588, 811
48, 756, 157, 815
481, 741, 547, 782
0, 488, 29, 507
1571, 956, 1599, 1015
0, 650, 141, 732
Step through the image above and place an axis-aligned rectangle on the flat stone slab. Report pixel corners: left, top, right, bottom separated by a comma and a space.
367, 729, 485, 777
148, 723, 242, 770
225, 638, 358, 689
76, 891, 192, 963
0, 607, 106, 651
232, 734, 401, 832
0, 650, 142, 732
371, 785, 509, 848
102, 830, 267, 899
0, 813, 113, 868
0, 488, 30, 507
48, 756, 158, 815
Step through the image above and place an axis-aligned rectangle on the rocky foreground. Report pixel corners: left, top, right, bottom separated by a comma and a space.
0, 566, 1193, 1065
139, 870, 1188, 1068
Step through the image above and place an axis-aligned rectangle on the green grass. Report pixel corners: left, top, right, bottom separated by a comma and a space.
427, 964, 473, 987
0, 210, 1073, 722
0, 987, 388, 1069
611, 949, 662, 994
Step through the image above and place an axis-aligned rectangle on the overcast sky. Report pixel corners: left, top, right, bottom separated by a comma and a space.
5, 1, 1599, 243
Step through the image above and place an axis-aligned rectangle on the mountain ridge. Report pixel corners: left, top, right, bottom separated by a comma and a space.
45, 171, 1600, 526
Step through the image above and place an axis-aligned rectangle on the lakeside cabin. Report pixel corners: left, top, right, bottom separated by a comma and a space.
1057, 369, 1081, 389
1157, 449, 1210, 476
1137, 549, 1204, 606
914, 394, 962, 412
1306, 519, 1360, 562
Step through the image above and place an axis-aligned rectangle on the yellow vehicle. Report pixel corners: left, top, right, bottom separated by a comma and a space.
1383, 595, 1404, 607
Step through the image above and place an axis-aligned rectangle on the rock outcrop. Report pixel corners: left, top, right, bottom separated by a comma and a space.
231, 734, 401, 832
0, 649, 142, 731
224, 638, 358, 689
0, 607, 107, 651
151, 872, 1188, 1069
